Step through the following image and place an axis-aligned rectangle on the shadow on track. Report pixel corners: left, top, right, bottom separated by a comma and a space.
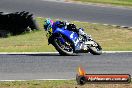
6, 53, 81, 56
7, 53, 59, 56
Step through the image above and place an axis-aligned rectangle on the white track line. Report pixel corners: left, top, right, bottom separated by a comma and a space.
0, 77, 131, 81
0, 51, 131, 55
0, 52, 59, 54
103, 51, 132, 53
0, 79, 74, 82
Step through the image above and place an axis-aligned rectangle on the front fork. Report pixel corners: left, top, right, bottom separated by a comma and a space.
74, 35, 97, 53
74, 37, 89, 52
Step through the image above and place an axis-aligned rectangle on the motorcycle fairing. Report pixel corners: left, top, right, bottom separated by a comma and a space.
53, 27, 81, 50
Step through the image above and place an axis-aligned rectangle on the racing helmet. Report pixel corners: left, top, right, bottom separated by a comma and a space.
44, 18, 54, 31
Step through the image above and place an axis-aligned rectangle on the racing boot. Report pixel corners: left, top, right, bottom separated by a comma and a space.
78, 28, 92, 41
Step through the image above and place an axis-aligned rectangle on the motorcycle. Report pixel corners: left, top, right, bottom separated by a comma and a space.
44, 21, 102, 56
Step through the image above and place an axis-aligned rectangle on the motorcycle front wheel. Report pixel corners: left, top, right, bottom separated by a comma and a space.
52, 34, 75, 56
88, 41, 102, 55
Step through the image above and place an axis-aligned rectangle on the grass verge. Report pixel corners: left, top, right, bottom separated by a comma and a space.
71, 0, 132, 7
0, 17, 132, 52
0, 80, 132, 88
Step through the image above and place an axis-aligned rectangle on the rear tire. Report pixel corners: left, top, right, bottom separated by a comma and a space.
0, 30, 9, 38
52, 34, 75, 56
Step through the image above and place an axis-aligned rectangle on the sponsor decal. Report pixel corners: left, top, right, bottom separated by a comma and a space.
76, 67, 131, 85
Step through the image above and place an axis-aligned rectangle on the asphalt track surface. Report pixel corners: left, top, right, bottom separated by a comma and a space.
0, 53, 132, 80
0, 0, 132, 80
1, 0, 132, 27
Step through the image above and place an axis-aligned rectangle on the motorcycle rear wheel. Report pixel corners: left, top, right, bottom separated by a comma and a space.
52, 34, 75, 56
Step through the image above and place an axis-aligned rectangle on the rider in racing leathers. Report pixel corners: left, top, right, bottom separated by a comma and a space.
44, 19, 91, 41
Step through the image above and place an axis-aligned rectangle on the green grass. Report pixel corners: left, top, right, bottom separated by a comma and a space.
0, 17, 56, 52
0, 80, 75, 88
0, 80, 132, 88
0, 17, 132, 52
72, 0, 132, 6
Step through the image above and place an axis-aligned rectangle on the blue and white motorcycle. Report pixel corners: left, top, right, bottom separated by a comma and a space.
44, 20, 102, 56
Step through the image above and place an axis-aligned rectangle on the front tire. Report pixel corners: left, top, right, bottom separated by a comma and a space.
52, 34, 75, 56
88, 41, 102, 55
